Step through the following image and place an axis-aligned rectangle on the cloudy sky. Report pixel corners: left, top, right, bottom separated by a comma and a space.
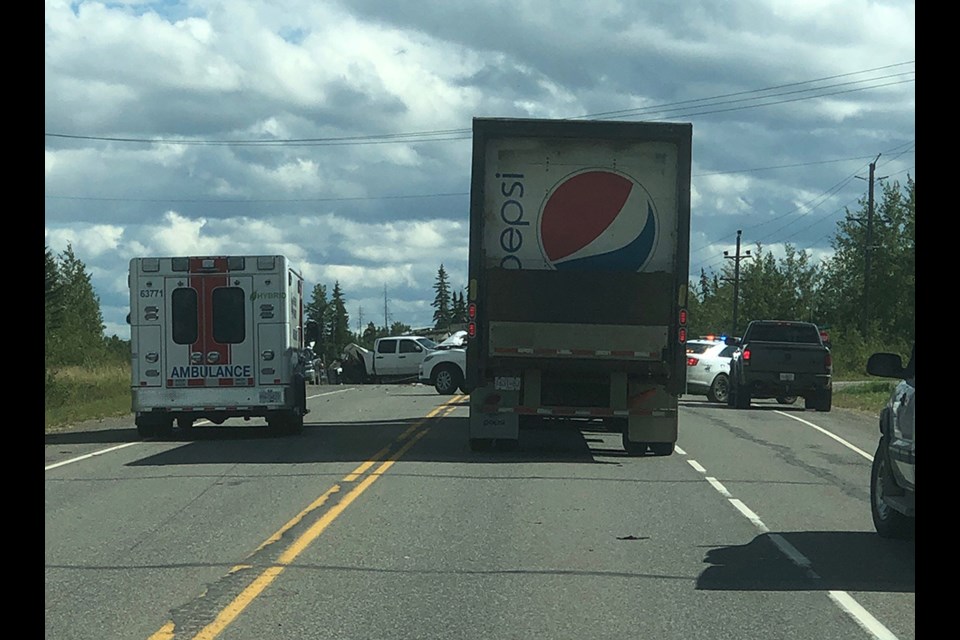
44, 0, 915, 341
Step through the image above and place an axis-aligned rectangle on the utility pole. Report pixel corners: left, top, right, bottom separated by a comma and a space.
853, 154, 886, 339
863, 159, 875, 338
722, 229, 752, 336
383, 284, 389, 331
357, 306, 363, 333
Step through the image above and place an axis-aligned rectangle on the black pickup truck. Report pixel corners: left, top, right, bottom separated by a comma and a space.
726, 320, 833, 411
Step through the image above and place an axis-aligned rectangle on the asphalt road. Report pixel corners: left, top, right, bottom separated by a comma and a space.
45, 385, 914, 640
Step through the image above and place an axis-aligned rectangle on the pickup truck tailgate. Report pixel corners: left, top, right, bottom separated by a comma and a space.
745, 342, 829, 374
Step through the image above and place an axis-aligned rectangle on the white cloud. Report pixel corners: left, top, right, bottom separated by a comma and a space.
44, 0, 914, 340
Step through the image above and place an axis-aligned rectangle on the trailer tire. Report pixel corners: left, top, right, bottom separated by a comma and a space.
469, 438, 494, 452
622, 434, 647, 456
648, 442, 675, 456
176, 416, 194, 429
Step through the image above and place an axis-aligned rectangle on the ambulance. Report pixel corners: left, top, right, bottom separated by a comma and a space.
128, 255, 309, 438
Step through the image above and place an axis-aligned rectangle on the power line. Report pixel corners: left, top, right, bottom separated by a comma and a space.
45, 62, 914, 147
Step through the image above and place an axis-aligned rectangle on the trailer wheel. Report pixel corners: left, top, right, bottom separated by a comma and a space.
176, 417, 194, 429
622, 434, 647, 456
648, 442, 675, 456
469, 438, 493, 452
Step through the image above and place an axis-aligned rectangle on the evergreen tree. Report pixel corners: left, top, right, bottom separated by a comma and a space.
361, 321, 379, 349
328, 281, 351, 361
45, 246, 63, 368
450, 289, 467, 325
390, 321, 411, 336
819, 176, 915, 346
305, 283, 329, 357
51, 244, 106, 366
431, 264, 452, 330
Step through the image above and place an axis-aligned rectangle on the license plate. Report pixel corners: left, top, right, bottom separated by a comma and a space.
259, 388, 282, 403
779, 373, 795, 382
495, 376, 521, 391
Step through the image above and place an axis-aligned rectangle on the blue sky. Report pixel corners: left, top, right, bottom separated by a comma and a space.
44, 0, 915, 340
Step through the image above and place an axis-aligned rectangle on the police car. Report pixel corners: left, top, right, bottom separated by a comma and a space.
685, 336, 739, 404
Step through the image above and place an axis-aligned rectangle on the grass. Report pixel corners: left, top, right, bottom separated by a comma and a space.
45, 363, 132, 431
44, 361, 898, 432
831, 380, 898, 415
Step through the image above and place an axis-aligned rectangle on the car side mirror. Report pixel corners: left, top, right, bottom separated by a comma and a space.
866, 352, 905, 379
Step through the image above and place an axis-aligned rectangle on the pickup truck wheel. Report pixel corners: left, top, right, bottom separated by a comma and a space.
776, 396, 797, 405
433, 364, 463, 395
734, 384, 751, 409
815, 389, 832, 412
871, 438, 914, 538
708, 373, 729, 403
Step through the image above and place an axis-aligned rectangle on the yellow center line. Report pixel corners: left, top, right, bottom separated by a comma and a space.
156, 397, 461, 640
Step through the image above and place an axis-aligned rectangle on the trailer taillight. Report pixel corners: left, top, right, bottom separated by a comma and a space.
467, 303, 477, 338
679, 308, 688, 325
678, 327, 687, 343
678, 308, 687, 344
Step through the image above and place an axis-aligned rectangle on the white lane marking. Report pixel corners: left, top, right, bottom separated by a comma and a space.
45, 442, 140, 471
774, 410, 874, 461
675, 445, 687, 455
729, 498, 770, 533
46, 387, 358, 471
307, 387, 355, 399
706, 476, 732, 498
687, 453, 901, 640
828, 591, 902, 640
769, 533, 813, 570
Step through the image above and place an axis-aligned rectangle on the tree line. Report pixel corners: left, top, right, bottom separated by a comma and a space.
687, 176, 914, 372
44, 176, 914, 377
305, 263, 468, 366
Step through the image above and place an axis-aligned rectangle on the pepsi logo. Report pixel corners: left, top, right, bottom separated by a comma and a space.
538, 169, 658, 271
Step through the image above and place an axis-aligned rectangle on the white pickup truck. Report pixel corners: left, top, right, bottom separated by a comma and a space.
341, 335, 438, 384
419, 330, 468, 395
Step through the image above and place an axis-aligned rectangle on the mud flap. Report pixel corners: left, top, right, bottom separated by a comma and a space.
624, 387, 678, 446
469, 390, 520, 440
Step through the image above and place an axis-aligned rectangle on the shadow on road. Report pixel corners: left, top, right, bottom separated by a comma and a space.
52, 414, 662, 468
698, 531, 914, 593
